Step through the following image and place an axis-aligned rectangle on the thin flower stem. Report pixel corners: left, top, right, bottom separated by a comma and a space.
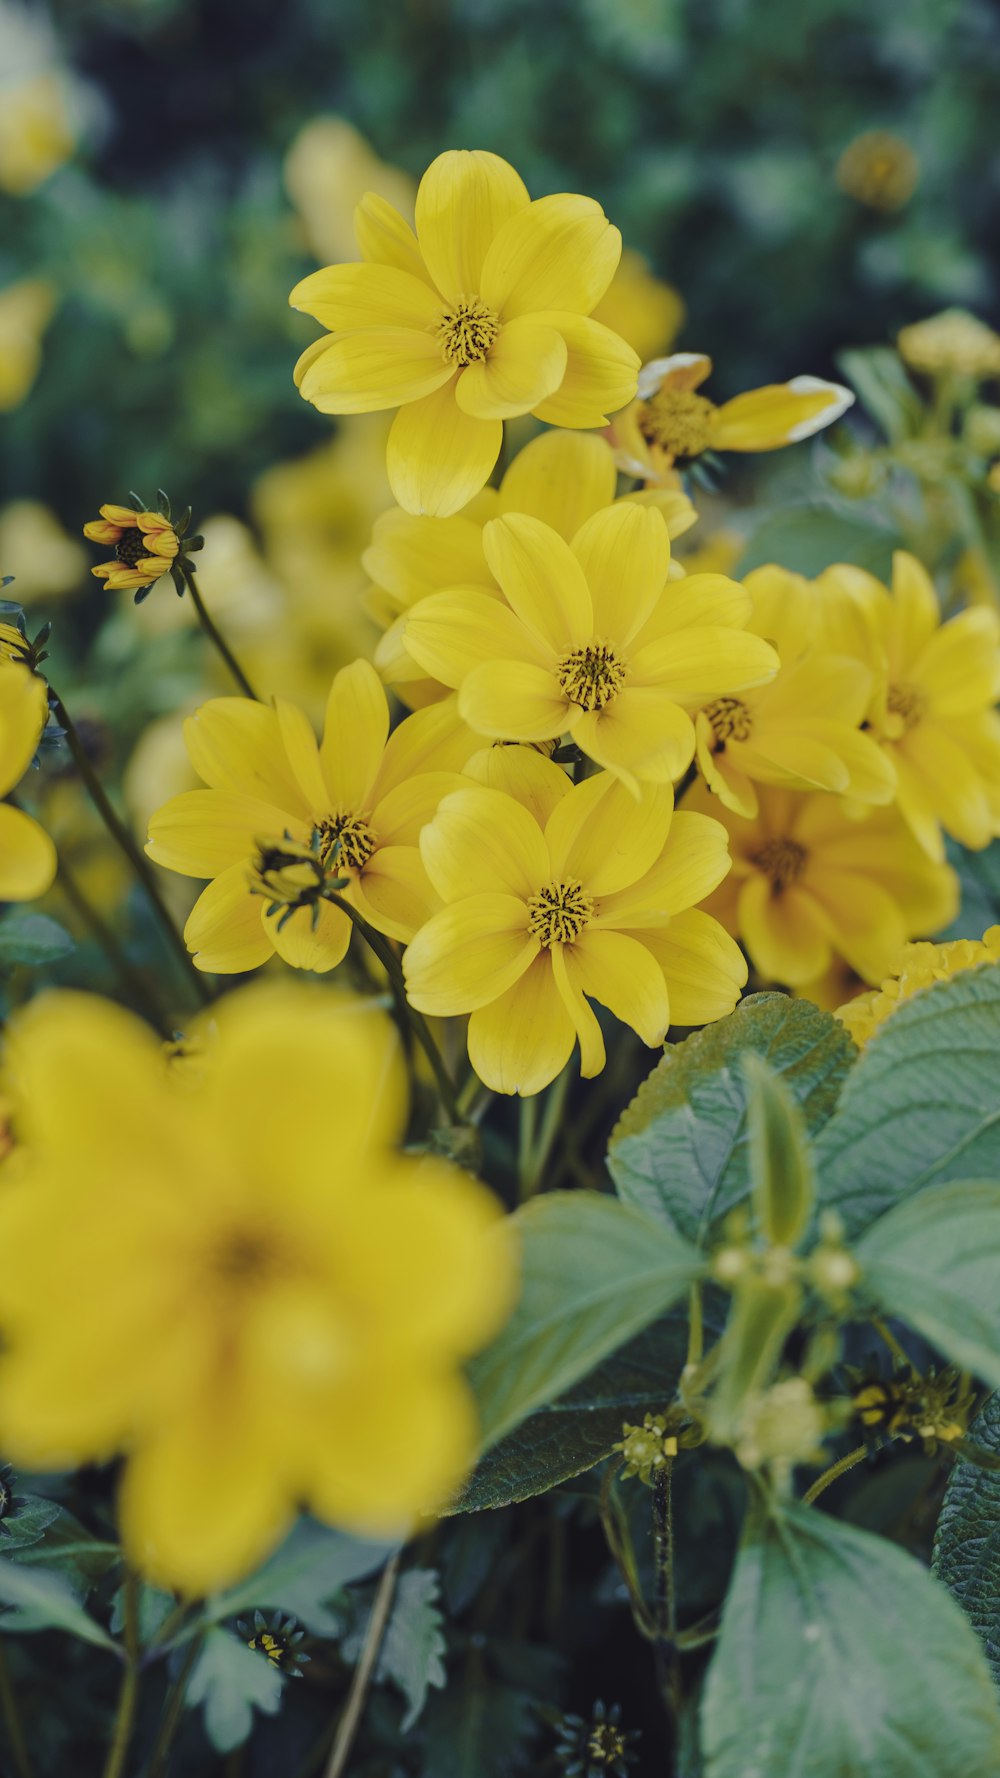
652, 1466, 681, 1718
54, 851, 173, 1036
144, 1634, 203, 1778
48, 689, 212, 1009
598, 1465, 655, 1640
520, 1063, 572, 1199
323, 1553, 401, 1778
871, 1316, 912, 1370
0, 1638, 35, 1778
180, 563, 260, 701
102, 1573, 141, 1778
802, 1442, 870, 1507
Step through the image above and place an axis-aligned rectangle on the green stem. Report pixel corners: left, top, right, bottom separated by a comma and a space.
180, 564, 260, 701
102, 1573, 140, 1778
145, 1634, 203, 1778
652, 1466, 681, 1719
0, 1638, 35, 1778
802, 1442, 870, 1507
49, 689, 212, 1009
871, 1317, 912, 1371
520, 1064, 571, 1199
55, 851, 172, 1036
323, 1554, 400, 1778
598, 1466, 655, 1640
517, 1093, 539, 1198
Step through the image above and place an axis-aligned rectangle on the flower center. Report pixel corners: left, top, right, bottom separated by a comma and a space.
435, 297, 501, 367
704, 696, 753, 749
753, 838, 807, 894
210, 1227, 277, 1287
114, 528, 148, 568
556, 641, 627, 712
639, 388, 716, 459
315, 811, 378, 871
886, 680, 927, 733
527, 879, 594, 948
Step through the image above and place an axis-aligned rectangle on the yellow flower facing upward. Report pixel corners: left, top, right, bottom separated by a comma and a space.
404, 757, 747, 1095
693, 565, 896, 818
0, 661, 56, 901
401, 502, 778, 792
816, 551, 1000, 860
366, 428, 696, 708
897, 310, 1000, 382
0, 984, 515, 1591
611, 353, 854, 487
692, 784, 958, 989
83, 503, 180, 595
289, 148, 639, 516
146, 659, 461, 974
836, 926, 1000, 1047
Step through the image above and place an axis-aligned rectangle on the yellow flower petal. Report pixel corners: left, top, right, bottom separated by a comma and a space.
374, 698, 481, 792
572, 928, 670, 1046
298, 329, 454, 415
420, 786, 549, 902
414, 149, 529, 302
529, 312, 639, 427
635, 907, 747, 1026
184, 865, 275, 974
900, 725, 994, 851
455, 318, 567, 420
305, 1368, 478, 1533
289, 262, 440, 329
184, 700, 308, 814
319, 658, 389, 811
0, 664, 48, 797
459, 660, 570, 742
264, 899, 351, 973
403, 591, 548, 689
403, 893, 537, 1016
916, 608, 1000, 713
146, 789, 293, 879
274, 697, 329, 816
463, 745, 573, 828
467, 953, 576, 1095
807, 873, 907, 985
545, 773, 673, 894
550, 943, 605, 1076
387, 382, 502, 516
371, 772, 463, 845
570, 502, 669, 644
0, 803, 55, 900
83, 518, 121, 545
598, 809, 734, 926
629, 629, 778, 701
573, 688, 695, 787
483, 512, 592, 651
710, 376, 854, 450
737, 876, 831, 985
354, 192, 427, 276
498, 429, 617, 539
363, 508, 493, 617
888, 549, 940, 660
351, 846, 437, 942
99, 503, 140, 524
480, 193, 621, 318
637, 573, 753, 635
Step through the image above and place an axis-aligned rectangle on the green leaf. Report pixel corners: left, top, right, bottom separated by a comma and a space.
735, 503, 901, 578
10, 1507, 120, 1593
608, 994, 852, 1245
816, 966, 1000, 1236
0, 1494, 61, 1551
934, 1390, 1000, 1681
0, 913, 74, 969
375, 1567, 447, 1732
701, 1499, 1000, 1778
743, 1052, 815, 1246
938, 837, 1000, 940
855, 1181, 1000, 1385
837, 345, 924, 443
422, 1667, 538, 1778
186, 1627, 283, 1753
207, 1517, 395, 1636
453, 1311, 691, 1512
109, 1580, 174, 1642
468, 1193, 701, 1452
0, 1556, 117, 1650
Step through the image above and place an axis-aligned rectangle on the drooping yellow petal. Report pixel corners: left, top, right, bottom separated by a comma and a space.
573, 689, 695, 787
529, 311, 639, 427
403, 893, 538, 1016
467, 953, 576, 1095
264, 899, 352, 974
184, 866, 275, 974
550, 942, 605, 1076
319, 658, 389, 811
351, 846, 437, 942
480, 193, 621, 318
414, 149, 529, 302
0, 803, 55, 900
289, 262, 440, 330
298, 329, 454, 415
454, 319, 567, 420
635, 907, 748, 1026
570, 501, 669, 644
387, 382, 503, 516
184, 700, 308, 815
459, 660, 570, 742
354, 192, 427, 276
569, 927, 670, 1047
710, 377, 854, 451
545, 773, 673, 894
498, 428, 618, 539
146, 789, 294, 880
483, 512, 592, 651
403, 591, 548, 689
419, 786, 549, 902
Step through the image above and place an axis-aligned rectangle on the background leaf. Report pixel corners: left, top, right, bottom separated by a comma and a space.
608, 994, 853, 1244
0, 913, 75, 969
352, 1567, 447, 1732
701, 1499, 1000, 1778
468, 1193, 701, 1452
422, 1665, 538, 1778
735, 503, 901, 577
816, 966, 1000, 1235
186, 1628, 284, 1753
0, 1556, 117, 1650
207, 1518, 395, 1637
836, 345, 924, 443
934, 1390, 1000, 1682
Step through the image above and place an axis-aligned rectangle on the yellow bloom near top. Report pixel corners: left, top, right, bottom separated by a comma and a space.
0, 661, 56, 900
403, 754, 747, 1095
146, 659, 463, 973
836, 927, 1000, 1046
401, 501, 778, 791
0, 983, 515, 1591
289, 148, 640, 516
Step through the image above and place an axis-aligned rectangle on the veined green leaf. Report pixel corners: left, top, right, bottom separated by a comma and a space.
934, 1390, 1000, 1682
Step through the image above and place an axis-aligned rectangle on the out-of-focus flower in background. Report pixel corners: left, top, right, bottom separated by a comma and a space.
897, 309, 1000, 382
284, 115, 416, 266
0, 279, 57, 411
0, 2, 97, 196
0, 501, 86, 601
590, 247, 685, 366
835, 130, 920, 214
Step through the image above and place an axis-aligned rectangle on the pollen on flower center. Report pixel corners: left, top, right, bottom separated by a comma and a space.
639, 388, 716, 458
527, 879, 594, 948
316, 810, 378, 871
886, 681, 927, 733
434, 297, 501, 368
753, 837, 808, 894
704, 696, 753, 748
556, 642, 627, 712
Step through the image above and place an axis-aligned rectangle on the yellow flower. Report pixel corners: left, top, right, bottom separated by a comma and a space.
589, 248, 685, 365
284, 115, 416, 266
692, 784, 958, 988
366, 428, 696, 708
693, 565, 896, 818
289, 148, 639, 516
835, 131, 919, 212
897, 310, 1000, 381
0, 279, 56, 412
0, 501, 86, 602
146, 659, 460, 974
611, 352, 854, 486
83, 503, 180, 595
0, 983, 514, 1591
401, 502, 777, 791
404, 758, 747, 1095
0, 662, 56, 901
836, 927, 1000, 1047
0, 71, 75, 196
816, 551, 1000, 859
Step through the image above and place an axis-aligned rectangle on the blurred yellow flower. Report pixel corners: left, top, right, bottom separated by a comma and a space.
837, 927, 1000, 1047
897, 310, 1000, 381
835, 131, 919, 213
404, 762, 746, 1094
0, 501, 86, 602
290, 148, 638, 515
84, 503, 180, 596
693, 784, 958, 988
816, 551, 1000, 859
284, 115, 416, 266
590, 248, 685, 365
0, 71, 75, 195
0, 662, 56, 900
402, 502, 777, 790
0, 279, 56, 412
0, 983, 514, 1591
611, 353, 853, 486
146, 659, 461, 973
